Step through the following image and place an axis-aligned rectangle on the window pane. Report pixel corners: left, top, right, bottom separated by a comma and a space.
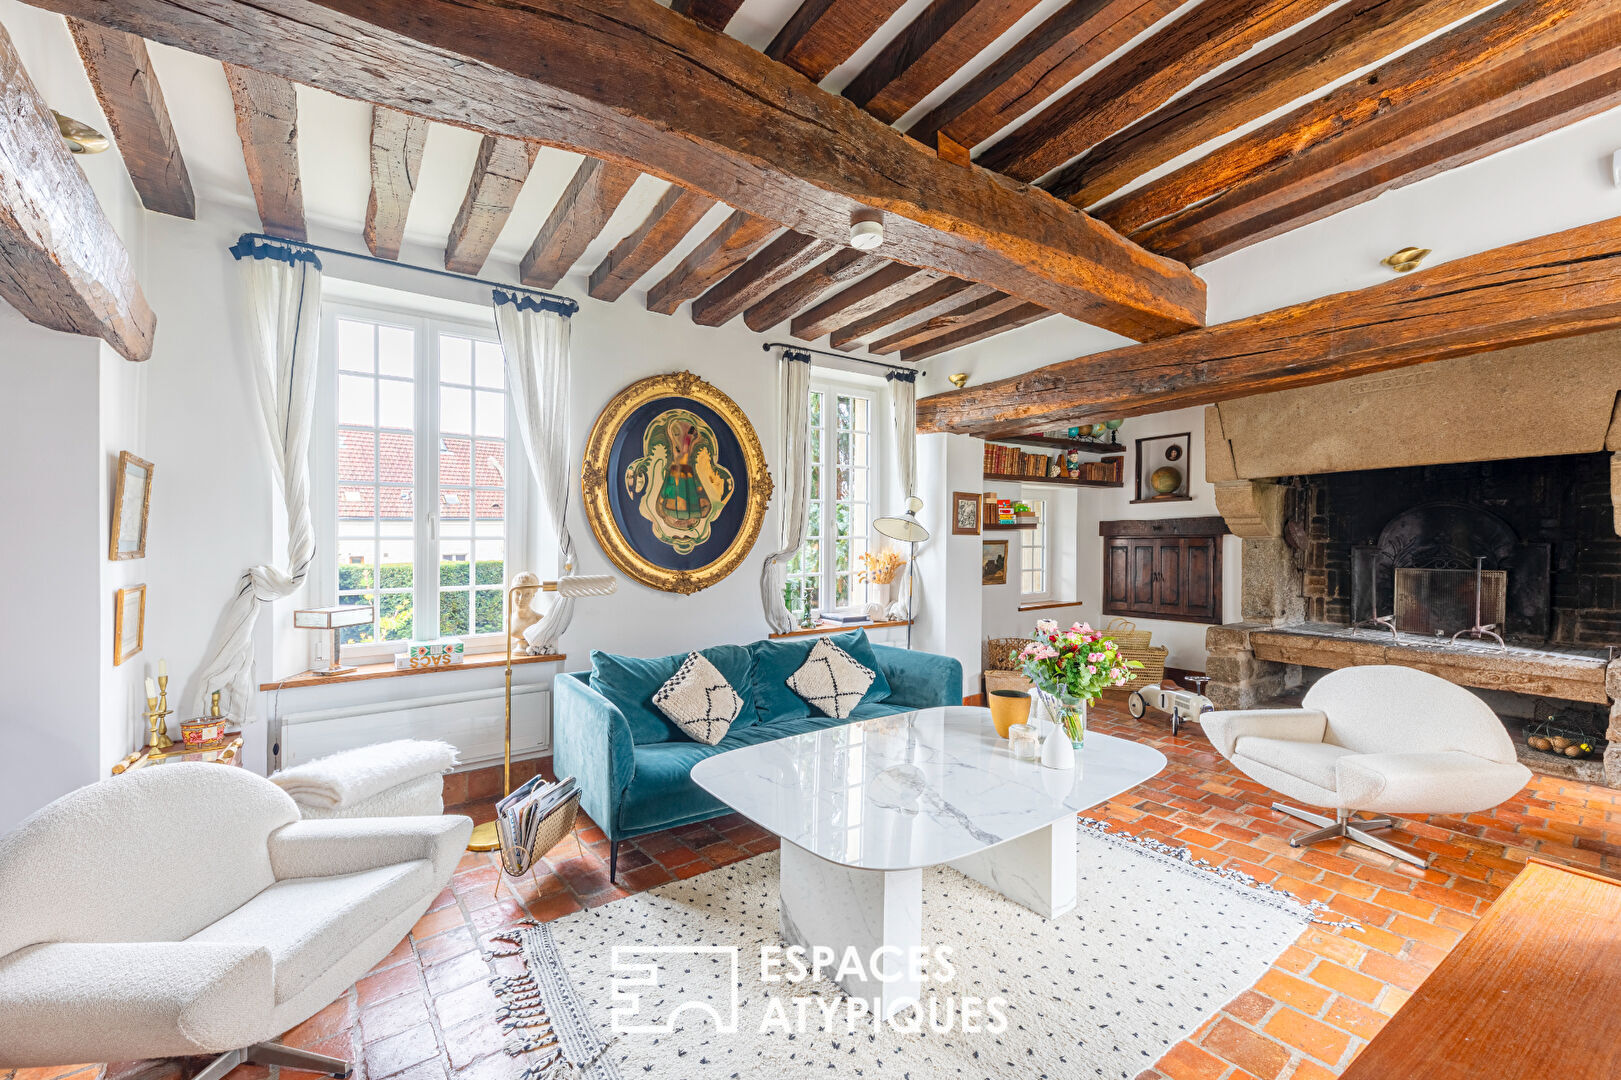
440, 436, 470, 485
475, 341, 505, 388
338, 430, 375, 483
337, 593, 375, 644
475, 391, 504, 438
377, 325, 413, 377
337, 320, 373, 373
378, 378, 413, 430
837, 395, 852, 429
837, 431, 851, 465
474, 588, 503, 633
338, 374, 374, 426
441, 488, 471, 520
378, 431, 414, 486
441, 336, 472, 385
379, 592, 415, 640
440, 590, 469, 636
441, 386, 472, 435
853, 397, 869, 431
475, 440, 505, 488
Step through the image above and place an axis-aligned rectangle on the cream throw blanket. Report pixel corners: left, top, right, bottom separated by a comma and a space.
271, 740, 458, 810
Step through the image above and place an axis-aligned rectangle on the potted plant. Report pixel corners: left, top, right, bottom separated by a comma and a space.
857, 549, 906, 610
1012, 619, 1141, 755
1012, 501, 1037, 524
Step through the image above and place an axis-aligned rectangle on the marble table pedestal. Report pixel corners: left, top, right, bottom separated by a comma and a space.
778, 815, 1078, 1016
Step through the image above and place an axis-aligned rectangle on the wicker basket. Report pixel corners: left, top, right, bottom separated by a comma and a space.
983, 637, 1029, 672
1102, 618, 1168, 693
497, 789, 582, 877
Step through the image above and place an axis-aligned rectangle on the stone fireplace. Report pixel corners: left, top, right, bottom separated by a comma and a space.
1201, 329, 1621, 784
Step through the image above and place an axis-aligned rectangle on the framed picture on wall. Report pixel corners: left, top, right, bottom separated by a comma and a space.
110, 451, 154, 560
951, 491, 981, 535
982, 540, 1008, 585
1133, 432, 1192, 503
114, 584, 146, 666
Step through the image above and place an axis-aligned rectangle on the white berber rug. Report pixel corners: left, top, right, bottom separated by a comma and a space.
487, 821, 1346, 1080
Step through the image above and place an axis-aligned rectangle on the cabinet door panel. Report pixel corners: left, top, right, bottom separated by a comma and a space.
1131, 541, 1157, 606
1183, 538, 1217, 620
1154, 542, 1182, 611
1105, 541, 1131, 610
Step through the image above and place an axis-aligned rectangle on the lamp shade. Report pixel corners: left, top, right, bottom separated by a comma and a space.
873, 496, 930, 544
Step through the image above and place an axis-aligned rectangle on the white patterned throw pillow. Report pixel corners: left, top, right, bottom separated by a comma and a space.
787, 638, 876, 719
652, 652, 744, 745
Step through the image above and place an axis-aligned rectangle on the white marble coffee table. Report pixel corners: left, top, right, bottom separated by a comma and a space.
690, 705, 1166, 1014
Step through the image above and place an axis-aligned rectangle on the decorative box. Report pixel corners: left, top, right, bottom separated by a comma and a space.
394, 638, 466, 670
180, 716, 230, 750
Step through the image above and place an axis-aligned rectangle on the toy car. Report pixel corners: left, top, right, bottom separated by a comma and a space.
1128, 677, 1214, 735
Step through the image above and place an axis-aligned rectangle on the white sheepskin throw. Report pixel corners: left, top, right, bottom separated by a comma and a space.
271, 739, 458, 811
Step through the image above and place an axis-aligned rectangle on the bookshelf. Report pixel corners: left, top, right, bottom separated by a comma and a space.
989, 434, 1126, 457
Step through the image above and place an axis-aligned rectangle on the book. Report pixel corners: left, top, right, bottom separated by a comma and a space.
494, 774, 577, 864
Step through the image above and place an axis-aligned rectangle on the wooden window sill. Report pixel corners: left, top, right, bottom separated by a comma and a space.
769, 619, 910, 639
1018, 599, 1083, 612
260, 650, 566, 691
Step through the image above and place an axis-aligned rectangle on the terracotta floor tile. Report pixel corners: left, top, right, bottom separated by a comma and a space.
1263, 1008, 1352, 1066
1254, 970, 1330, 1015
282, 994, 358, 1049
411, 905, 468, 941
423, 952, 490, 997
363, 1024, 440, 1079
1200, 1017, 1291, 1080
358, 960, 423, 1010
441, 1017, 507, 1070
433, 980, 502, 1031
362, 991, 433, 1044
415, 927, 477, 968
527, 891, 583, 922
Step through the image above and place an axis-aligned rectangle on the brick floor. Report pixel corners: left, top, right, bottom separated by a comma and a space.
10, 695, 1619, 1080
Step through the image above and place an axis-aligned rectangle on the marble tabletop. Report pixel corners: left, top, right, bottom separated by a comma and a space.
690, 706, 1166, 872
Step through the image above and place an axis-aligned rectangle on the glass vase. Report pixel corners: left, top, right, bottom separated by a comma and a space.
1040, 690, 1087, 750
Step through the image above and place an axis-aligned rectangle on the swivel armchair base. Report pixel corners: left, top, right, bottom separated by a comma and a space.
1275, 803, 1423, 867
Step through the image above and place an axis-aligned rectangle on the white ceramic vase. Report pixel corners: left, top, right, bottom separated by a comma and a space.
1040, 722, 1075, 770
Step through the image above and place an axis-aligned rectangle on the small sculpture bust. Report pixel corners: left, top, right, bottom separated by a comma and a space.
508, 572, 544, 655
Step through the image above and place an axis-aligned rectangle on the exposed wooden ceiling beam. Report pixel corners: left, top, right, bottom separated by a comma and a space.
1102, 0, 1621, 264
691, 230, 837, 326
917, 215, 1621, 436
365, 106, 427, 260
66, 20, 194, 218
978, 0, 1336, 183
767, 0, 909, 82
900, 303, 1052, 361
743, 248, 882, 332
519, 156, 641, 289
843, 0, 1043, 124
791, 263, 940, 341
669, 0, 747, 31
871, 292, 1028, 354
829, 277, 990, 350
1047, 0, 1499, 208
0, 21, 154, 361
588, 185, 717, 302
445, 135, 539, 274
646, 210, 779, 315
43, 0, 1205, 340
223, 63, 303, 240
907, 0, 1181, 152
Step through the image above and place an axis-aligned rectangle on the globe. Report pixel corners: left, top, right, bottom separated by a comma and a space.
1150, 465, 1183, 495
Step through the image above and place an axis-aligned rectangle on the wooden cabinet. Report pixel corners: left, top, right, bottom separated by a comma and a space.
1101, 517, 1227, 624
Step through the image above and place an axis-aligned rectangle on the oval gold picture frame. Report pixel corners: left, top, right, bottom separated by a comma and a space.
581, 371, 773, 595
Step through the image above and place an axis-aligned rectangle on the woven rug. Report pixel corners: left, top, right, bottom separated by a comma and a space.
487, 821, 1344, 1080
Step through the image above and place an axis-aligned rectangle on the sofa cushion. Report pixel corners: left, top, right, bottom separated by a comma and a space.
787, 638, 875, 719
618, 702, 913, 832
749, 629, 891, 724
188, 859, 433, 1002
1235, 735, 1357, 792
653, 652, 743, 745
591, 644, 756, 744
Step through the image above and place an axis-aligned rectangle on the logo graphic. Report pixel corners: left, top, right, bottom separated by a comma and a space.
610, 946, 741, 1034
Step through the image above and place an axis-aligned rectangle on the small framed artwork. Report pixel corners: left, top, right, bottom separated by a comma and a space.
951, 491, 981, 535
982, 540, 1008, 586
110, 451, 154, 560
114, 584, 146, 666
1133, 432, 1192, 503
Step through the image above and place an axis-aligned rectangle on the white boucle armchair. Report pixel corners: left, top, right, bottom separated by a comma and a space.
1201, 665, 1531, 867
0, 763, 472, 1073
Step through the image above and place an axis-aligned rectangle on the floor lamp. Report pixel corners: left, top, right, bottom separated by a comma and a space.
466, 572, 616, 852
873, 496, 930, 649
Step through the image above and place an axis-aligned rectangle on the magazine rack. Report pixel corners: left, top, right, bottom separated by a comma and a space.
496, 788, 581, 880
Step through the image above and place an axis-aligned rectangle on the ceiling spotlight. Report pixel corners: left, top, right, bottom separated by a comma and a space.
53, 111, 110, 154
948, 373, 969, 389
850, 208, 884, 251
1381, 246, 1430, 273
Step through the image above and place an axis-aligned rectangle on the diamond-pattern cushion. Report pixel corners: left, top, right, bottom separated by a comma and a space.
786, 638, 876, 719
652, 652, 744, 745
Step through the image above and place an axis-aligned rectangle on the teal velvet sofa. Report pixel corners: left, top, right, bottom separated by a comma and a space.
552, 629, 963, 879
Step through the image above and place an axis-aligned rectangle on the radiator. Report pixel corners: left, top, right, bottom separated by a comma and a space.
274, 684, 550, 770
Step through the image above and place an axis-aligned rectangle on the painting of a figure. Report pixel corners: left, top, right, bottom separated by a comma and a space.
624, 409, 735, 555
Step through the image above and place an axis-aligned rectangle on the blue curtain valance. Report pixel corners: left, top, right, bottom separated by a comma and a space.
492, 288, 578, 317
228, 236, 322, 270
885, 369, 917, 384
780, 348, 813, 364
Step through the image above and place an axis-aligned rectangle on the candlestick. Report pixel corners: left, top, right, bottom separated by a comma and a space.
145, 676, 157, 699
159, 658, 167, 677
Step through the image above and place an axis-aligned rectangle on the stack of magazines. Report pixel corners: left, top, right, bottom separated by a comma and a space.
494, 773, 577, 871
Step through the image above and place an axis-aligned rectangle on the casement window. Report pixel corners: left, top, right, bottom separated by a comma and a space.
783, 381, 876, 624
313, 297, 528, 663
1019, 495, 1051, 601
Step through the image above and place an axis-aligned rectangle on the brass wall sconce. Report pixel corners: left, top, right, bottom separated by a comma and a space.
1381, 247, 1430, 273
948, 373, 969, 389
54, 111, 110, 154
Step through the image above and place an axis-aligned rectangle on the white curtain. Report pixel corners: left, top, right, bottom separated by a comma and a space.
888, 370, 917, 499
759, 348, 813, 633
191, 239, 322, 718
493, 291, 577, 652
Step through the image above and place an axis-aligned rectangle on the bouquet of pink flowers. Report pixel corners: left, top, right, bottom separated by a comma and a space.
1012, 619, 1141, 744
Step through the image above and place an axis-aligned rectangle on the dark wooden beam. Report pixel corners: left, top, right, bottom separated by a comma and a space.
445, 135, 539, 274
646, 210, 779, 315
588, 185, 716, 302
519, 156, 640, 289
843, 0, 1043, 124
900, 302, 1052, 361
1047, 0, 1498, 207
871, 292, 1028, 354
41, 0, 1206, 340
223, 63, 304, 240
691, 230, 837, 326
916, 215, 1621, 436
669, 0, 746, 31
829, 277, 990, 350
978, 0, 1336, 183
365, 106, 427, 260
767, 0, 909, 82
743, 248, 882, 331
907, 0, 1181, 152
791, 263, 940, 341
0, 21, 154, 361
1102, 0, 1621, 264
66, 20, 194, 218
